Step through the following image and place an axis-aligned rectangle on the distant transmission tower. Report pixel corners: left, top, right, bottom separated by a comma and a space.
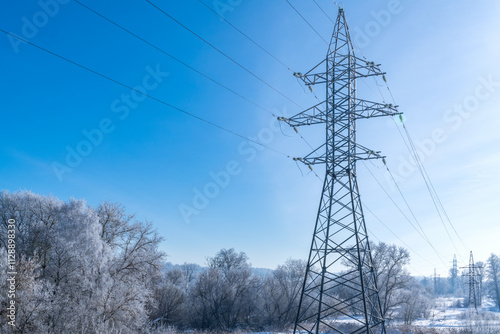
451, 254, 458, 293
434, 268, 438, 295
462, 251, 481, 311
279, 8, 399, 334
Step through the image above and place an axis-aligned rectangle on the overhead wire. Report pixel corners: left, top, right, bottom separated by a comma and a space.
365, 34, 468, 254
383, 159, 463, 260
196, 0, 291, 72
278, 121, 294, 138
380, 75, 469, 254
139, 0, 319, 179
401, 122, 469, 252
365, 223, 428, 277
194, 0, 310, 112
396, 125, 460, 253
279, 0, 340, 154
253, 0, 328, 155
295, 160, 306, 177
144, 0, 303, 109
195, 0, 332, 126
382, 161, 438, 245
72, 0, 278, 118
0, 29, 291, 159
363, 204, 436, 270
73, 0, 311, 156
361, 161, 447, 267
285, 0, 329, 45
310, 164, 434, 275
366, 230, 427, 277
312, 0, 335, 24
350, 36, 468, 258
296, 131, 315, 151
361, 161, 430, 246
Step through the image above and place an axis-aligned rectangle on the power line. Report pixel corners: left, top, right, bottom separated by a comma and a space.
352, 36, 469, 258
400, 124, 462, 254
143, 0, 303, 109
196, 0, 318, 118
389, 111, 468, 257
143, 0, 319, 161
362, 161, 447, 267
196, 0, 291, 71
363, 204, 436, 271
383, 161, 441, 247
372, 65, 469, 254
73, 0, 276, 117
0, 29, 291, 158
311, 0, 334, 24
402, 122, 469, 252
196, 0, 316, 114
363, 162, 431, 244
285, 0, 328, 45
363, 204, 433, 276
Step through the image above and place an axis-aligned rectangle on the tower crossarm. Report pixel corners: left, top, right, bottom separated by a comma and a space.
354, 99, 400, 119
293, 59, 328, 86
355, 143, 384, 161
278, 99, 400, 127
293, 57, 388, 86
293, 142, 384, 166
294, 71, 328, 86
278, 100, 327, 126
352, 57, 387, 79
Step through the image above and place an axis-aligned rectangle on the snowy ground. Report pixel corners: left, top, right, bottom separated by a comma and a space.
202, 298, 500, 334
410, 297, 500, 331
264, 297, 500, 333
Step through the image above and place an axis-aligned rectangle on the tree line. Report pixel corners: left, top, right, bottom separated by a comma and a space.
1, 191, 499, 333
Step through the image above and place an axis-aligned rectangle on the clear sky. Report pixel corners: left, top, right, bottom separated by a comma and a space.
1, 0, 500, 277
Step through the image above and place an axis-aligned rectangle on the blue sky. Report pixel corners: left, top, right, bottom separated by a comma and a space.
1, 0, 500, 277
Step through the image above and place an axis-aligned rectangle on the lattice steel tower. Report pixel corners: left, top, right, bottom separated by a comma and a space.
451, 254, 458, 293
279, 8, 399, 334
462, 251, 481, 311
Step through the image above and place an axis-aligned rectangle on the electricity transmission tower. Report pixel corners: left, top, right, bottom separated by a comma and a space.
451, 254, 458, 293
462, 251, 481, 311
434, 268, 438, 295
279, 8, 398, 334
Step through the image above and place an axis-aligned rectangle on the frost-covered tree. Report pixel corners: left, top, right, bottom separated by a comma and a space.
150, 270, 186, 327
486, 253, 500, 309
260, 259, 305, 329
341, 242, 412, 321
476, 261, 485, 305
0, 249, 52, 333
395, 280, 433, 325
189, 248, 259, 331
0, 191, 165, 333
371, 242, 413, 320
